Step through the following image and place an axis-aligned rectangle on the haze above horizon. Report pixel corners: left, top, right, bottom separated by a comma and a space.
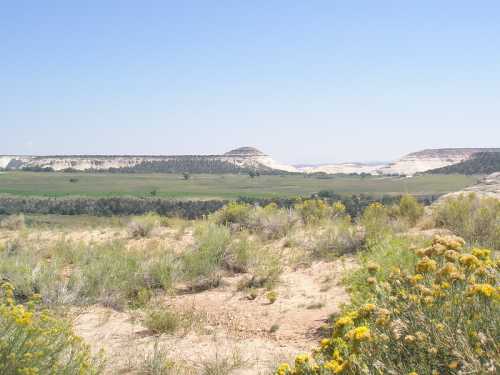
2, 1, 499, 164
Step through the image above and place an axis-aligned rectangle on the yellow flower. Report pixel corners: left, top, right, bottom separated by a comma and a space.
404, 335, 416, 344
367, 262, 380, 274
276, 363, 291, 375
366, 277, 377, 285
335, 316, 354, 329
416, 257, 437, 273
459, 254, 481, 268
358, 303, 376, 317
408, 274, 423, 285
448, 360, 459, 369
324, 359, 347, 374
294, 354, 310, 366
320, 338, 331, 348
415, 331, 427, 342
471, 248, 490, 260
444, 250, 460, 262
345, 326, 371, 342
469, 283, 496, 298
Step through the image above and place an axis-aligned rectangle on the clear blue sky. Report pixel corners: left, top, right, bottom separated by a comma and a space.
2, 1, 499, 164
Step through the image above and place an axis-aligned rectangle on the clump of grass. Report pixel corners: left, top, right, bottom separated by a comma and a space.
128, 212, 161, 238
77, 242, 152, 309
277, 234, 499, 375
144, 309, 180, 334
180, 223, 231, 291
310, 218, 365, 259
248, 204, 299, 240
222, 232, 255, 273
0, 214, 25, 230
201, 350, 244, 375
139, 340, 179, 375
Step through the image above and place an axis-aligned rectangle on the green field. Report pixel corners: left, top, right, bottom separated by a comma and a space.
0, 172, 478, 199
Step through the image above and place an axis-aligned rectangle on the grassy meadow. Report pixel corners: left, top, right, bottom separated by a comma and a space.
0, 172, 477, 199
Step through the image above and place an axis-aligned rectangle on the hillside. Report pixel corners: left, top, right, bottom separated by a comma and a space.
0, 147, 298, 174
378, 148, 500, 176
427, 152, 500, 175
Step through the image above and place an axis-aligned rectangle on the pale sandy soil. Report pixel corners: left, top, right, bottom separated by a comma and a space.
73, 259, 356, 374
1, 225, 357, 374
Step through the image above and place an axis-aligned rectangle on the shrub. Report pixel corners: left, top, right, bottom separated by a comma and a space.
0, 214, 25, 230
223, 233, 254, 273
398, 194, 424, 226
144, 309, 180, 334
213, 202, 252, 226
128, 213, 161, 238
181, 223, 231, 290
294, 199, 336, 225
434, 193, 500, 248
77, 242, 151, 309
248, 204, 299, 239
0, 282, 101, 374
310, 218, 365, 259
146, 253, 178, 291
276, 235, 499, 375
360, 202, 391, 243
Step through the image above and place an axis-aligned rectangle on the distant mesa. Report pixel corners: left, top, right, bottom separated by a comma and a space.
1, 147, 498, 176
224, 147, 267, 157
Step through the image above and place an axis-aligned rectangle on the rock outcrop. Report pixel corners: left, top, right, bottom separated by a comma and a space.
0, 147, 298, 174
378, 148, 500, 176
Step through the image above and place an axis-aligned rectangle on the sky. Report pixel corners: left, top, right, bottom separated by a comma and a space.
1, 1, 499, 164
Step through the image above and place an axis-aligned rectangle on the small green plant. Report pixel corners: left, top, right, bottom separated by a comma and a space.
269, 323, 280, 333
266, 290, 278, 304
144, 309, 180, 334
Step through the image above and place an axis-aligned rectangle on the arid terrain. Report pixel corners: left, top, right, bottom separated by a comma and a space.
1, 188, 498, 374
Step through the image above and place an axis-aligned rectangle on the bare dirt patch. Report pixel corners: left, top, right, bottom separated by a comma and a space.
73, 258, 357, 374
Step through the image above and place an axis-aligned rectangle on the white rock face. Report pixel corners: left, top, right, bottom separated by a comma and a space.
297, 163, 385, 175
0, 147, 298, 173
378, 148, 500, 176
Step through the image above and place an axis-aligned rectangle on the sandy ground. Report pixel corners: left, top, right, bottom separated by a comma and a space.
73, 259, 356, 374
1, 225, 356, 374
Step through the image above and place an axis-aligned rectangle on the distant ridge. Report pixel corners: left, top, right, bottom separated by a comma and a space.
427, 152, 500, 175
0, 147, 297, 174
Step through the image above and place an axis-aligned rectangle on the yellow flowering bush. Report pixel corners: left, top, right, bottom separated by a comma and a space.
0, 283, 102, 374
294, 199, 343, 224
276, 235, 499, 374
